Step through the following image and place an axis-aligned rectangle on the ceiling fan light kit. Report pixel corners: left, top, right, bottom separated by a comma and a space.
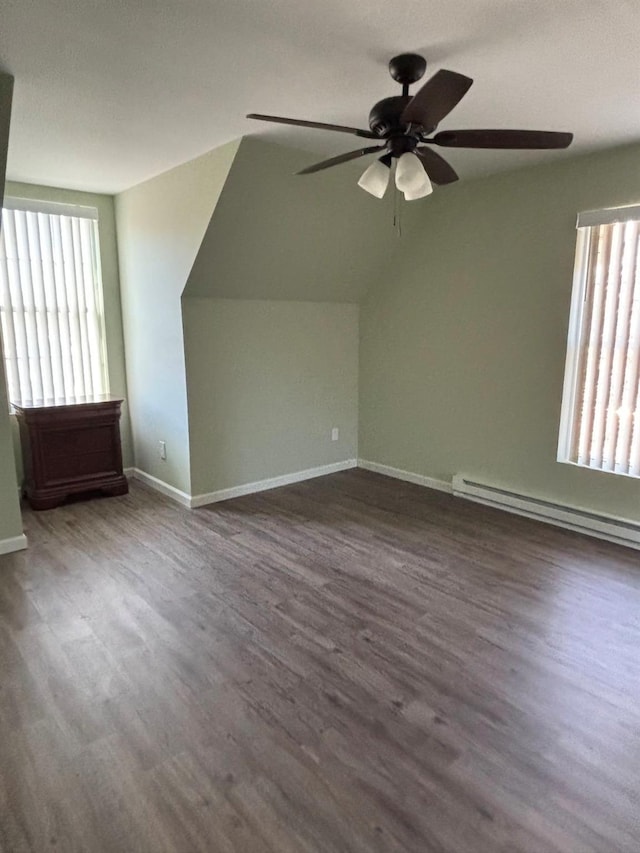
247, 52, 573, 202
358, 152, 433, 201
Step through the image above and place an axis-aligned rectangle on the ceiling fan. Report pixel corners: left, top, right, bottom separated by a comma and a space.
247, 53, 573, 200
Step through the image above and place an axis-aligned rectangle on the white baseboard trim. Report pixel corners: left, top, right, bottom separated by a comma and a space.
357, 459, 452, 494
190, 459, 358, 508
0, 533, 28, 556
356, 461, 640, 551
128, 468, 191, 508
452, 473, 640, 551
128, 457, 640, 551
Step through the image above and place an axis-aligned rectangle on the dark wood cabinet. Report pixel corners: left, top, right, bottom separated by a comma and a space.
13, 395, 128, 510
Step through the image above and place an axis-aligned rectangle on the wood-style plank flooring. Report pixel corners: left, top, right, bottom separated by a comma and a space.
0, 469, 639, 852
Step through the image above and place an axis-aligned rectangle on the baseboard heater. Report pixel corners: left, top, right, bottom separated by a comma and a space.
452, 474, 640, 551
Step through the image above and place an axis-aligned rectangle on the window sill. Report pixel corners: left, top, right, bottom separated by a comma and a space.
557, 458, 640, 481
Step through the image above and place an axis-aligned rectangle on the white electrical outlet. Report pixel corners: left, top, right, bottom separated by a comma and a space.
159, 440, 167, 460
331, 427, 339, 442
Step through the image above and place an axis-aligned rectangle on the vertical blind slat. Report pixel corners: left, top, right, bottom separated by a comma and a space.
60, 216, 86, 397
0, 227, 21, 403
3, 211, 34, 403
576, 225, 612, 465
625, 236, 640, 476
569, 231, 598, 462
601, 223, 631, 471
604, 221, 639, 471
81, 219, 103, 393
26, 211, 55, 399
50, 213, 76, 398
0, 205, 108, 407
591, 223, 625, 469
614, 238, 640, 473
38, 212, 66, 399
18, 210, 44, 401
71, 217, 93, 396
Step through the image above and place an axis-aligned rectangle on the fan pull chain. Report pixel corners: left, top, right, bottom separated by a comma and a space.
393, 187, 402, 237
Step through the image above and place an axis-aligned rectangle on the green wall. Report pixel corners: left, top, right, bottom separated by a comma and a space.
116, 140, 240, 494
360, 142, 640, 521
5, 181, 132, 479
115, 135, 393, 500
186, 136, 395, 302
0, 73, 24, 547
182, 137, 394, 498
184, 299, 358, 496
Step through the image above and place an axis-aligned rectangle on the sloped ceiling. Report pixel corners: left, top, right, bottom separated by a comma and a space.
184, 137, 399, 303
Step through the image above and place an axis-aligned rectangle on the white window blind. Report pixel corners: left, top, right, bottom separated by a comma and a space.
558, 205, 640, 476
0, 199, 109, 407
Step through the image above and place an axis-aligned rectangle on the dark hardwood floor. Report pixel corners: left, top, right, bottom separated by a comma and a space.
0, 469, 639, 852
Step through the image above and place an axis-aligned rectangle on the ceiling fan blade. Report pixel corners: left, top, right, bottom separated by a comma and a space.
432, 129, 574, 149
297, 146, 385, 175
414, 147, 459, 185
247, 113, 377, 139
401, 70, 473, 130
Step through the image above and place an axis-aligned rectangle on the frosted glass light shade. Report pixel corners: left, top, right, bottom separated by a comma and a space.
394, 152, 427, 193
357, 159, 391, 198
394, 152, 433, 199
403, 171, 433, 200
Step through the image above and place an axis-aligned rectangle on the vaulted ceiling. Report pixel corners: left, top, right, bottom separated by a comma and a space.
1, 0, 638, 194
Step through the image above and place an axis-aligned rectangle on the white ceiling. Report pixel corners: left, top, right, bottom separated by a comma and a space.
1, 0, 638, 195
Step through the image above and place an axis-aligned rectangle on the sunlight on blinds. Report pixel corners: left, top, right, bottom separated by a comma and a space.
0, 203, 108, 406
559, 212, 640, 476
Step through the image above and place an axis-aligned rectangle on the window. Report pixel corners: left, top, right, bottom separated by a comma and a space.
0, 198, 108, 406
558, 204, 640, 476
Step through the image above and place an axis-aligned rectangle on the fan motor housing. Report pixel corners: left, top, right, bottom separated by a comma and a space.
368, 96, 411, 137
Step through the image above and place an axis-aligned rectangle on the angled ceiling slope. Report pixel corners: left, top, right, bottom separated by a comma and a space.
184, 137, 399, 304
